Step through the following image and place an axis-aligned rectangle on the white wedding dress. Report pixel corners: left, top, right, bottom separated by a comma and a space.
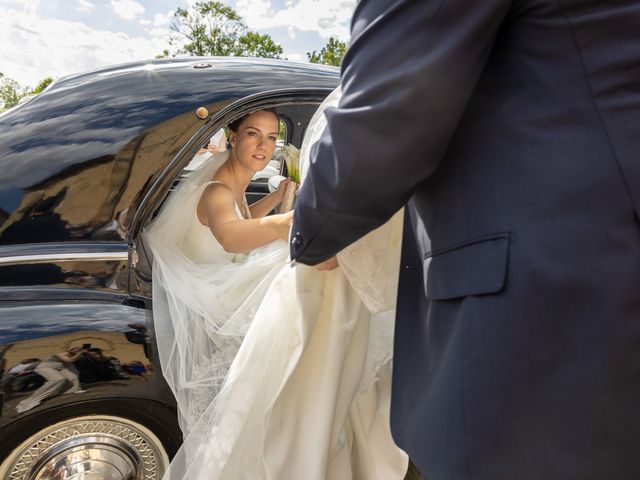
146, 87, 408, 480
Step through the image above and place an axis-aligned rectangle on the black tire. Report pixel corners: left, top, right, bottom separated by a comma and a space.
0, 398, 182, 479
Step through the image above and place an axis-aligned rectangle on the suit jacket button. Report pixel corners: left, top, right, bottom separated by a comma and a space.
291, 232, 303, 251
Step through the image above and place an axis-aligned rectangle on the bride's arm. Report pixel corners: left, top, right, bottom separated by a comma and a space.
248, 178, 290, 218
203, 184, 292, 253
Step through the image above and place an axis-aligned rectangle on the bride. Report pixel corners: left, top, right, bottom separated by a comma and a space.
146, 88, 408, 480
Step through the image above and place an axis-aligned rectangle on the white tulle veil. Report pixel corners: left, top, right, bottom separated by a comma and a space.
146, 87, 403, 479
145, 149, 288, 435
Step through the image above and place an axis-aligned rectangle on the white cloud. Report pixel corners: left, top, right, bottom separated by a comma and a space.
285, 52, 306, 63
236, 0, 355, 41
76, 0, 94, 12
0, 8, 166, 86
0, 1, 355, 88
2, 0, 41, 16
110, 0, 145, 21
146, 26, 171, 40
153, 11, 173, 27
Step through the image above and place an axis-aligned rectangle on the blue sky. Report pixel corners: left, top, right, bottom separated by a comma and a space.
0, 0, 356, 87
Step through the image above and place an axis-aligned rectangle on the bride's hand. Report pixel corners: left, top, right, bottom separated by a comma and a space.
275, 177, 292, 202
315, 256, 339, 271
276, 210, 294, 241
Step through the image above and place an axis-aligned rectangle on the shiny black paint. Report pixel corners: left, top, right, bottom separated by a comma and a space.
0, 242, 129, 294
0, 57, 338, 244
0, 57, 339, 462
0, 298, 175, 424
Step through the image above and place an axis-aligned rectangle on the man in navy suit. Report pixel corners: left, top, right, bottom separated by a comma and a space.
291, 0, 640, 478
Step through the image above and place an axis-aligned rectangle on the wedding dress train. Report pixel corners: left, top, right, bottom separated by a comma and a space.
147, 87, 408, 479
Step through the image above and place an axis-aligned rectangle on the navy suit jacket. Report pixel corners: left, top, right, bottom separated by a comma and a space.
292, 1, 640, 478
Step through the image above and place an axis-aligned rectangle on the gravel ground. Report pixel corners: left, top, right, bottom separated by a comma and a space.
404, 460, 423, 480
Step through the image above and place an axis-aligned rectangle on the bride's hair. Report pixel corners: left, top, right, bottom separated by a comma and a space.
226, 108, 280, 148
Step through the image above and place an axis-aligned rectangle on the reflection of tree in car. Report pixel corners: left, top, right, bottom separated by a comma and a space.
0, 188, 71, 243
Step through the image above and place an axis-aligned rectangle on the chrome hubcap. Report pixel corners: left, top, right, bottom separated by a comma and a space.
1, 415, 169, 480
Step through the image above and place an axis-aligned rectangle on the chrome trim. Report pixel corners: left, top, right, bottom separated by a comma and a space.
30, 435, 141, 480
0, 251, 128, 265
0, 415, 168, 480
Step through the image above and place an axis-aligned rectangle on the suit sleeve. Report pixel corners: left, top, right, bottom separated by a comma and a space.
291, 0, 512, 264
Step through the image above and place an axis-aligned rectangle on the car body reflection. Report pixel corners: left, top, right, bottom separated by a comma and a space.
0, 302, 167, 423
0, 56, 339, 478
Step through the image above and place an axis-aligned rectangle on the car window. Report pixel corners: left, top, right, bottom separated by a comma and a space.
134, 99, 327, 294
184, 128, 227, 172
181, 118, 286, 182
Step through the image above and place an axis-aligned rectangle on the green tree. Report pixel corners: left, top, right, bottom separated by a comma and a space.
0, 74, 22, 110
237, 31, 283, 59
307, 37, 348, 67
166, 1, 283, 58
31, 76, 54, 94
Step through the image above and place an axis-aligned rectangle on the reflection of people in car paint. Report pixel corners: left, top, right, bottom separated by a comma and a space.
16, 347, 87, 413
80, 347, 129, 381
124, 322, 150, 358
0, 358, 40, 393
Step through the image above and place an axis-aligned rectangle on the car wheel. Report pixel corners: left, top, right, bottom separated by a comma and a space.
0, 414, 170, 479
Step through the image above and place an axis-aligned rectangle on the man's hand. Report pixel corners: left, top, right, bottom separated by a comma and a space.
315, 256, 339, 271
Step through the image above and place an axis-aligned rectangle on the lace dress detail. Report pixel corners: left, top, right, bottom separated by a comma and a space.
175, 182, 271, 429
302, 86, 402, 392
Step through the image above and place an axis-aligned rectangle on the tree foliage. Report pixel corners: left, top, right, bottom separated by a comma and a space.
0, 73, 22, 110
32, 76, 54, 94
237, 31, 283, 59
166, 1, 283, 59
0, 74, 56, 110
307, 37, 348, 67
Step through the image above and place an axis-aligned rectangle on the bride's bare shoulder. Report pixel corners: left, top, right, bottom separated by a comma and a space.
197, 181, 236, 225
205, 179, 231, 192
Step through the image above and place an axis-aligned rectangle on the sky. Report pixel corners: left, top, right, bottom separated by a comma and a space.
0, 0, 356, 88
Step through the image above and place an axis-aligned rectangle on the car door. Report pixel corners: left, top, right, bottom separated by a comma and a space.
0, 56, 338, 478
129, 90, 333, 299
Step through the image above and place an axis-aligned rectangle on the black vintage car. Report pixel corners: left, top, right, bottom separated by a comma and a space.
0, 57, 339, 479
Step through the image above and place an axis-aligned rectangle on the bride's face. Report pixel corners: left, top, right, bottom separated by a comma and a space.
229, 110, 279, 172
